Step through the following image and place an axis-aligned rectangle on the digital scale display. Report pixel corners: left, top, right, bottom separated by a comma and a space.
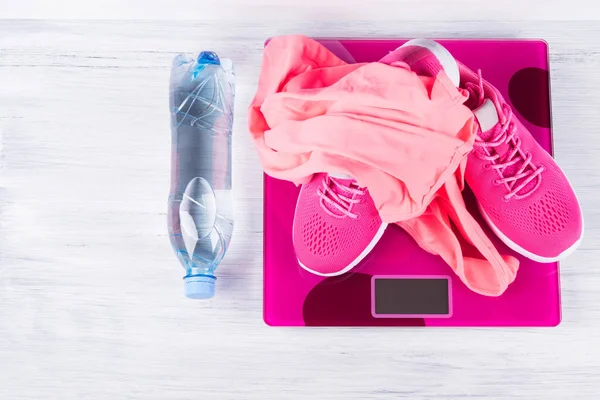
372, 277, 451, 317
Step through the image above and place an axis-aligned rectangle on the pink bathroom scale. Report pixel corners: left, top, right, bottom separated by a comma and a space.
263, 38, 560, 327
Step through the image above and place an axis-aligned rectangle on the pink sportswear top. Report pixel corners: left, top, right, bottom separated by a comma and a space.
248, 35, 519, 296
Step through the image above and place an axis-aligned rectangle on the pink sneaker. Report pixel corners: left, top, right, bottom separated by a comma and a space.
292, 173, 387, 276
460, 64, 583, 262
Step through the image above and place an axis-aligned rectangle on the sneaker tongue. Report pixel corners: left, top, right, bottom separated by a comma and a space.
474, 99, 511, 157
473, 99, 500, 139
322, 175, 358, 217
328, 174, 356, 197
330, 176, 357, 193
329, 172, 353, 179
473, 99, 538, 196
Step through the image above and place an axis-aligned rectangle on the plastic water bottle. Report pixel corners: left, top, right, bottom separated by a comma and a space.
168, 51, 235, 299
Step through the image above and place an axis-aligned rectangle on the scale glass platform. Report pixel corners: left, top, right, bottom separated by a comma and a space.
263, 38, 560, 327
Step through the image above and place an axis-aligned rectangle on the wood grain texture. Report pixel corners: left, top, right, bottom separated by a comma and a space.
0, 17, 599, 400
2, 0, 600, 20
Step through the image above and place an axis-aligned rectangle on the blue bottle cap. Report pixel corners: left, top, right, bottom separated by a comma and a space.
197, 51, 221, 66
183, 275, 216, 299
192, 51, 221, 79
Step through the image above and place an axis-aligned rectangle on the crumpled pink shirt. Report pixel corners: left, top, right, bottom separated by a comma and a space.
249, 35, 519, 296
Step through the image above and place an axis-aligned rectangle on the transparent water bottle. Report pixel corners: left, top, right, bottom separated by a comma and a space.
168, 51, 235, 299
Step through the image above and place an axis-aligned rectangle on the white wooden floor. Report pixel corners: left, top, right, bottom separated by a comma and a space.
1, 7, 600, 400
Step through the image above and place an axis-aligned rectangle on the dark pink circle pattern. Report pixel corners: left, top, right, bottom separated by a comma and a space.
508, 67, 551, 128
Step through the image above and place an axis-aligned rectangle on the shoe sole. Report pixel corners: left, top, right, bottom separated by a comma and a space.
478, 202, 584, 263
297, 222, 388, 277
399, 38, 460, 87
